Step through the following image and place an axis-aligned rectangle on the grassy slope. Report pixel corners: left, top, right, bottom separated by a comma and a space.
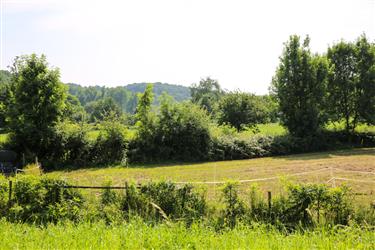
47, 148, 375, 204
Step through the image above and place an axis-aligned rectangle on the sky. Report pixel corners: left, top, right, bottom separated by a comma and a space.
1, 0, 374, 94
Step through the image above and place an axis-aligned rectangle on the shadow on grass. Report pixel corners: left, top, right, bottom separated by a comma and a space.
49, 160, 205, 173
47, 147, 375, 173
277, 147, 375, 161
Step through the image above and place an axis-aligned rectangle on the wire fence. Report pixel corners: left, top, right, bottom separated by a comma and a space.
14, 165, 375, 190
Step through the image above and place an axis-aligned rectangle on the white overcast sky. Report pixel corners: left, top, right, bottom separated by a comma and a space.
1, 0, 374, 94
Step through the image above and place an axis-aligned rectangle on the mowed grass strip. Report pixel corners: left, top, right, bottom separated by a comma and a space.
45, 148, 375, 204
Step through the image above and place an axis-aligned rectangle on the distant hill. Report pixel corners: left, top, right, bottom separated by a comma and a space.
66, 82, 191, 114
0, 71, 191, 113
0, 70, 11, 85
125, 82, 191, 102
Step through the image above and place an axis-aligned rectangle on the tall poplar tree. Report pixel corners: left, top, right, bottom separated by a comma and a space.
272, 35, 328, 136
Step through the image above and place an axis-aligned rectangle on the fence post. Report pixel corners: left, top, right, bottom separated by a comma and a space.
267, 191, 272, 217
8, 180, 12, 206
124, 182, 128, 196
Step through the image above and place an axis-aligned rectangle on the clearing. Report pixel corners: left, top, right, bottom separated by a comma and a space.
46, 148, 375, 204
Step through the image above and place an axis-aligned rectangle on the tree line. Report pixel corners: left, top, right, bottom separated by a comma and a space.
0, 34, 373, 167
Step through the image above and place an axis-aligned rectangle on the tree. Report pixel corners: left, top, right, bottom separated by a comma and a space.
327, 41, 358, 132
7, 54, 67, 157
131, 84, 156, 162
135, 84, 154, 125
84, 97, 122, 122
190, 77, 223, 113
356, 35, 375, 125
217, 92, 268, 131
326, 35, 375, 132
0, 70, 12, 130
272, 35, 328, 136
155, 94, 211, 160
64, 94, 87, 122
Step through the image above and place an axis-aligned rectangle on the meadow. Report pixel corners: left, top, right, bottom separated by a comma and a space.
1, 220, 374, 250
46, 147, 375, 205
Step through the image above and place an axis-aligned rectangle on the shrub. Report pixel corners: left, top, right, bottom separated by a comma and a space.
218, 182, 245, 229
129, 100, 211, 162
209, 131, 375, 161
6, 176, 84, 224
120, 181, 207, 224
41, 116, 128, 168
0, 175, 8, 216
245, 183, 355, 229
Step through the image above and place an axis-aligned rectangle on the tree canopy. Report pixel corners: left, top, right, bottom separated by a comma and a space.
7, 54, 67, 157
272, 35, 328, 136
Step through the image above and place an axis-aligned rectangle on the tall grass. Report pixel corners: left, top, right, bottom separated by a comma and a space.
0, 220, 373, 249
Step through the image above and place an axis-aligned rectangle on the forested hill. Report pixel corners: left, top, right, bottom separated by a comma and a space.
124, 82, 191, 102
1, 69, 191, 114
66, 82, 191, 114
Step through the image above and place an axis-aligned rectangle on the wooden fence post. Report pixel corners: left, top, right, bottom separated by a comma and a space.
268, 191, 272, 217
8, 180, 12, 206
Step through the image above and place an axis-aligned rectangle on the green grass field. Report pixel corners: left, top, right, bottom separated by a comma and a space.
1, 220, 373, 250
46, 148, 375, 205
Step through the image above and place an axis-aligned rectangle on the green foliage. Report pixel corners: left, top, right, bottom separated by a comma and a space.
209, 131, 375, 161
272, 35, 328, 136
90, 114, 128, 165
190, 77, 223, 113
67, 82, 190, 116
67, 84, 137, 114
131, 89, 211, 162
327, 35, 375, 131
64, 94, 86, 122
219, 182, 245, 228
217, 92, 270, 131
3, 176, 83, 224
327, 40, 359, 132
154, 99, 212, 161
135, 84, 154, 125
6, 54, 67, 160
356, 35, 375, 125
0, 175, 372, 231
125, 82, 191, 103
120, 181, 207, 224
0, 220, 374, 250
52, 121, 92, 166
0, 70, 11, 85
45, 117, 128, 168
85, 97, 122, 123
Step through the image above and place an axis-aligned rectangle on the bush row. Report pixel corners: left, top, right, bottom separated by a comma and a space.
1, 176, 374, 229
209, 131, 375, 161
52, 129, 375, 168
0, 176, 83, 223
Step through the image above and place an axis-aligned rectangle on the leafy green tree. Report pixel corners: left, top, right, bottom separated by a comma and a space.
327, 41, 358, 132
217, 92, 268, 131
155, 95, 211, 160
190, 77, 223, 113
135, 84, 154, 127
326, 35, 375, 131
85, 97, 122, 122
356, 35, 375, 125
7, 54, 67, 157
258, 95, 279, 123
131, 84, 156, 161
64, 94, 87, 122
0, 70, 11, 84
272, 35, 328, 136
0, 71, 12, 130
